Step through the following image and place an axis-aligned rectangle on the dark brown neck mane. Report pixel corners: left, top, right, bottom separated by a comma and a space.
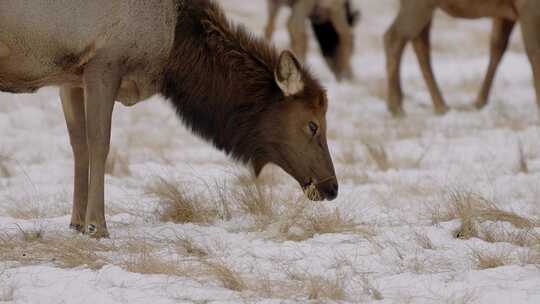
161, 0, 283, 165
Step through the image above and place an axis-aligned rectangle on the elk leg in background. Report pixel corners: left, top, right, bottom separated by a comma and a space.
476, 18, 515, 109
288, 0, 317, 61
520, 1, 540, 116
412, 21, 449, 114
384, 0, 436, 117
265, 0, 282, 40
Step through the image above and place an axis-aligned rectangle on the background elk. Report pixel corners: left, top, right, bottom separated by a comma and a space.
385, 0, 540, 117
0, 0, 338, 238
265, 0, 360, 81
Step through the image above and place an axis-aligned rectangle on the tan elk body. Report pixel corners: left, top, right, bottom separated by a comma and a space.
385, 0, 540, 116
0, 0, 338, 237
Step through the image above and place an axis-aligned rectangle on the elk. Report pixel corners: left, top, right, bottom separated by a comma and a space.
0, 0, 338, 238
385, 0, 540, 117
265, 0, 360, 81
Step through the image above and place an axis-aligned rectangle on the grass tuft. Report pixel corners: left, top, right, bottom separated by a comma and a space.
470, 249, 510, 270
175, 236, 209, 258
0, 234, 113, 270
232, 175, 274, 220
306, 275, 347, 301
432, 190, 535, 240
0, 283, 15, 302
15, 224, 43, 242
202, 260, 246, 291
148, 176, 220, 224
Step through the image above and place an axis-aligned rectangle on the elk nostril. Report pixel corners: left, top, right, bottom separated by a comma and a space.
325, 183, 338, 200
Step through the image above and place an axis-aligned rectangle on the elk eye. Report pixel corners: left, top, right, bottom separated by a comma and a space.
308, 121, 318, 136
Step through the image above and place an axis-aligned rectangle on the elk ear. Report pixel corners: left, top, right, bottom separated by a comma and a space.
275, 50, 304, 96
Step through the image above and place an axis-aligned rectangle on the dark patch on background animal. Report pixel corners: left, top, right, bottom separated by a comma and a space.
265, 0, 359, 81
310, 0, 360, 60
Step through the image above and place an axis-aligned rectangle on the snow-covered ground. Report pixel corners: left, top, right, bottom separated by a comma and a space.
1, 1, 540, 303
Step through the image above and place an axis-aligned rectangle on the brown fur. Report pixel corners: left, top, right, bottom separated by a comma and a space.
163, 1, 318, 164
161, 1, 338, 201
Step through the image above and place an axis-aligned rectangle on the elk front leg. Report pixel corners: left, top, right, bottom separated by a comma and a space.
288, 0, 316, 61
328, 1, 354, 81
520, 2, 540, 116
83, 57, 120, 238
265, 0, 281, 40
61, 86, 88, 232
384, 23, 408, 117
476, 18, 515, 109
412, 21, 448, 115
384, 1, 435, 117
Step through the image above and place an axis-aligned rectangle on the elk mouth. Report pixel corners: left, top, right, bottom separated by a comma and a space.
302, 180, 324, 201
301, 177, 339, 201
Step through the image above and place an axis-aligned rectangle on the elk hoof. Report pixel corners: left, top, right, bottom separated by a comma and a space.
474, 100, 488, 110
434, 105, 449, 115
85, 224, 109, 238
389, 106, 405, 118
69, 223, 84, 232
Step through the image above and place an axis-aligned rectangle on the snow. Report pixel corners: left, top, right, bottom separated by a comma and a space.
1, 0, 540, 303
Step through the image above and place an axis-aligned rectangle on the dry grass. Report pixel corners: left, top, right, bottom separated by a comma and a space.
283, 270, 348, 301
306, 275, 347, 301
0, 283, 15, 302
0, 233, 113, 270
479, 225, 538, 247
5, 196, 47, 220
121, 247, 191, 276
118, 236, 245, 292
231, 174, 275, 221
120, 239, 245, 292
470, 249, 510, 270
0, 267, 15, 302
4, 192, 70, 220
174, 236, 209, 258
280, 204, 374, 242
431, 190, 535, 240
147, 176, 221, 224
440, 289, 478, 304
122, 250, 176, 275
360, 276, 383, 301
15, 224, 43, 242
202, 260, 246, 291
117, 236, 204, 278
414, 232, 435, 250
518, 248, 540, 266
